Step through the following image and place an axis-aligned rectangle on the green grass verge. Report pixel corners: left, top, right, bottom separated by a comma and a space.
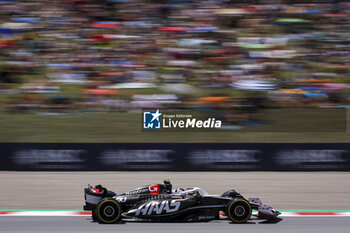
0, 109, 348, 142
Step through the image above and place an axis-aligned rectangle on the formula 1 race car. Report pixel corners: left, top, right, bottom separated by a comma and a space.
83, 180, 280, 224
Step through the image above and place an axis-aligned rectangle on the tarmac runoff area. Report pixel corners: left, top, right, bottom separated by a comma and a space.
1, 216, 350, 233
0, 171, 350, 210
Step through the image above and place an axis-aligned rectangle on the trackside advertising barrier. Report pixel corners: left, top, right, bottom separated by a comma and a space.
0, 143, 350, 171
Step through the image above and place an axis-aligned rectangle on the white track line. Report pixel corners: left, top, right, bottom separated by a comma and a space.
1, 211, 84, 216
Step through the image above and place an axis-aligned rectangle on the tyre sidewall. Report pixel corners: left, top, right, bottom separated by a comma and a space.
96, 198, 121, 224
227, 198, 252, 223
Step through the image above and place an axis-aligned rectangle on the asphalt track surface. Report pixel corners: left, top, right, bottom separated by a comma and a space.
1, 172, 350, 209
1, 216, 350, 233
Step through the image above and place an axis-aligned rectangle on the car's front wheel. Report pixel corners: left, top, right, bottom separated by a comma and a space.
226, 198, 252, 223
96, 198, 122, 224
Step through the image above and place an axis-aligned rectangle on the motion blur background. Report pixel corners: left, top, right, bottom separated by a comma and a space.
0, 0, 350, 214
1, 0, 350, 142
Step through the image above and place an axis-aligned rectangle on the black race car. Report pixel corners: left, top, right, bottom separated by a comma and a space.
83, 179, 280, 224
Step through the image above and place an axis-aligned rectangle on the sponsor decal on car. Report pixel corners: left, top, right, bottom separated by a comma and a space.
198, 216, 215, 220
124, 188, 150, 195
116, 196, 127, 203
148, 184, 160, 195
135, 200, 180, 216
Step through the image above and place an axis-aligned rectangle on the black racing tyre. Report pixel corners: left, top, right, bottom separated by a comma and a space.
96, 198, 122, 224
226, 199, 252, 223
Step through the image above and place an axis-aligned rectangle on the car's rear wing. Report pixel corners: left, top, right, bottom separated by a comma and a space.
83, 184, 116, 211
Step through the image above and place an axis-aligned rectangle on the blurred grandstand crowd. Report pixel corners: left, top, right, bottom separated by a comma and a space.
1, 0, 350, 123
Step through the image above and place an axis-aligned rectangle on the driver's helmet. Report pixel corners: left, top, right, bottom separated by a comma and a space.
163, 179, 172, 193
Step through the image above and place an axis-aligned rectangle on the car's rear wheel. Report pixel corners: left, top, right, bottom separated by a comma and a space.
226, 199, 252, 223
96, 198, 122, 224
